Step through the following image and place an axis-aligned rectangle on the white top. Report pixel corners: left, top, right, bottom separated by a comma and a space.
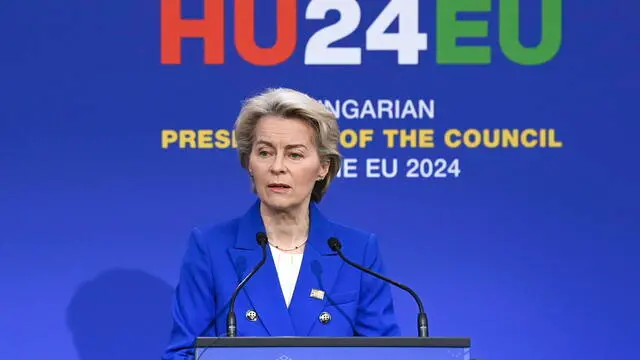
270, 244, 304, 308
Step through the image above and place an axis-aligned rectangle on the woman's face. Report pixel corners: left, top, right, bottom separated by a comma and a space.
248, 115, 329, 212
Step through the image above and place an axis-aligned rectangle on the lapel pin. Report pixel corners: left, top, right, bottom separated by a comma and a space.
309, 288, 325, 300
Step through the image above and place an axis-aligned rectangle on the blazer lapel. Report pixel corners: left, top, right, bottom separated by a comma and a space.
287, 203, 344, 336
227, 200, 295, 336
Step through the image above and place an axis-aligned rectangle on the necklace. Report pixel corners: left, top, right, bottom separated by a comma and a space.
269, 240, 307, 252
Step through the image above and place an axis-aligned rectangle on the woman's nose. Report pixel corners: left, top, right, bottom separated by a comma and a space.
270, 154, 286, 173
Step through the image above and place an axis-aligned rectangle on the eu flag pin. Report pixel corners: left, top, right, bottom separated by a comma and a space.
309, 288, 325, 300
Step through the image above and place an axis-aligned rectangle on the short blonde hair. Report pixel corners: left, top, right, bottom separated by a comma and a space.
234, 88, 341, 202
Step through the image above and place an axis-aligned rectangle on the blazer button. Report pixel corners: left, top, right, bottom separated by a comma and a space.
245, 309, 258, 322
319, 312, 331, 325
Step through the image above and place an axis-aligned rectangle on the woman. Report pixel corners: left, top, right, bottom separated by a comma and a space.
163, 88, 400, 359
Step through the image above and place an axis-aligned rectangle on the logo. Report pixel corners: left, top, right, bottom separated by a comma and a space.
160, 0, 562, 66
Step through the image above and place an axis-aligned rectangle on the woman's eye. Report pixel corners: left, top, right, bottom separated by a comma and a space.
258, 150, 270, 157
289, 153, 303, 159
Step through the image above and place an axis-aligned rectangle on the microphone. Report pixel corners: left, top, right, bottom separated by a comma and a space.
328, 237, 430, 337
226, 232, 269, 337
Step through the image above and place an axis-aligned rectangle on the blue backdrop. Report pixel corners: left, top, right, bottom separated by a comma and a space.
1, 0, 637, 359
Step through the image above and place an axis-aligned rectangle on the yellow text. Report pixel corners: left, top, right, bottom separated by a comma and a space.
161, 129, 236, 149
382, 129, 435, 148
444, 128, 563, 148
339, 129, 374, 149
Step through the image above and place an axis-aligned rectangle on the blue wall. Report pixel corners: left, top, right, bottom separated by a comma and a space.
1, 1, 637, 359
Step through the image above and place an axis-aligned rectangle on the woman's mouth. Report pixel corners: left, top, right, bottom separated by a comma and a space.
267, 183, 291, 192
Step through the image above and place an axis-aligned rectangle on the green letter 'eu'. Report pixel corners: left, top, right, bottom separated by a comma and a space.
437, 0, 492, 64
500, 0, 562, 65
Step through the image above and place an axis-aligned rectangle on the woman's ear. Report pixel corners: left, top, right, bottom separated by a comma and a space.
318, 159, 330, 179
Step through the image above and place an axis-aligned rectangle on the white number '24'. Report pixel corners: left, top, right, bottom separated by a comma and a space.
304, 0, 428, 65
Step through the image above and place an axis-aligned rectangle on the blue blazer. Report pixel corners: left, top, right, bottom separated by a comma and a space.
163, 200, 401, 359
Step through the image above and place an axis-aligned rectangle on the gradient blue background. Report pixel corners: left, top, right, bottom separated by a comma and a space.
1, 0, 637, 359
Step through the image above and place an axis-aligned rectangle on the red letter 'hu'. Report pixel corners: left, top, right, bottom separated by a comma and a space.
235, 0, 297, 66
160, 0, 224, 64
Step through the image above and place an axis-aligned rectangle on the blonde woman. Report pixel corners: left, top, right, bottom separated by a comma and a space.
163, 88, 400, 359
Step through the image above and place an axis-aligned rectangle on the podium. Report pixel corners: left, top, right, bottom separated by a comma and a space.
195, 336, 473, 360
